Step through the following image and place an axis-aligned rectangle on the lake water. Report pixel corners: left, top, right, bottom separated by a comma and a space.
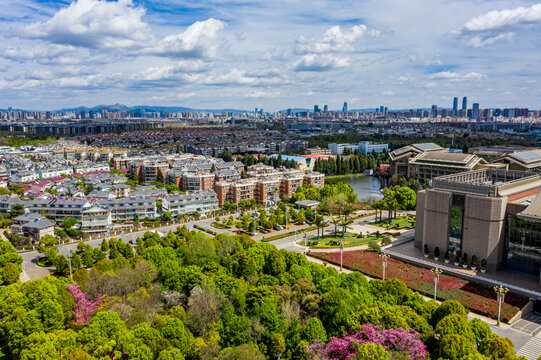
326, 175, 383, 201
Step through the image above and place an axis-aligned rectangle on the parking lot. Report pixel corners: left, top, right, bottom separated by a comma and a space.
512, 312, 541, 335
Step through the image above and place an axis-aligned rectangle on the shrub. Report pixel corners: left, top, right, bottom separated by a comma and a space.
368, 241, 380, 253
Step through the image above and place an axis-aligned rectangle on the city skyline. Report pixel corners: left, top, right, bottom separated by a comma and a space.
1, 0, 541, 111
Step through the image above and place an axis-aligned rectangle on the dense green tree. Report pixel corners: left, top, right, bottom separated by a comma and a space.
470, 318, 491, 346
478, 334, 517, 360
435, 314, 476, 343
152, 315, 190, 353
431, 300, 468, 326
301, 317, 327, 343
10, 204, 26, 219
439, 334, 478, 360
353, 343, 389, 360
2, 261, 21, 284
267, 333, 286, 359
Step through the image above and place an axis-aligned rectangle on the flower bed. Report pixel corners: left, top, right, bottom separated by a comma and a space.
370, 216, 415, 229
261, 226, 317, 242
312, 250, 527, 322
211, 222, 231, 229
193, 224, 217, 236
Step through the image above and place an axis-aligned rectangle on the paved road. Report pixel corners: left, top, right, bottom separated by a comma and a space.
21, 217, 224, 280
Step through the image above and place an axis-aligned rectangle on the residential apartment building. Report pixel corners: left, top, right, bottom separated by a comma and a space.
280, 172, 305, 197
180, 172, 215, 192
98, 197, 157, 222
161, 191, 218, 216
215, 179, 256, 206
255, 178, 281, 205
303, 171, 325, 188
80, 206, 111, 233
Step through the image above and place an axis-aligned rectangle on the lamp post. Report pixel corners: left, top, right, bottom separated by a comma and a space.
380, 253, 390, 280
67, 252, 73, 278
494, 285, 509, 326
304, 233, 308, 255
340, 242, 344, 272
430, 268, 443, 300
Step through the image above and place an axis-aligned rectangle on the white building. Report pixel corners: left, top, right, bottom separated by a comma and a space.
162, 191, 218, 216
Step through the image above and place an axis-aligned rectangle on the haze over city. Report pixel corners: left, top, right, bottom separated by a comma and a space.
1, 0, 541, 110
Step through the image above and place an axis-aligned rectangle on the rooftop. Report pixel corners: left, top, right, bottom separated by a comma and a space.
433, 169, 541, 197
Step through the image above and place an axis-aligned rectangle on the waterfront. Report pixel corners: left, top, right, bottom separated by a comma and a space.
325, 175, 383, 201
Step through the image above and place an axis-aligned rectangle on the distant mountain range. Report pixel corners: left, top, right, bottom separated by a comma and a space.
54, 103, 251, 114
0, 103, 441, 114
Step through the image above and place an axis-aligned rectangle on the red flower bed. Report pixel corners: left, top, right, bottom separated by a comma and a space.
314, 251, 527, 322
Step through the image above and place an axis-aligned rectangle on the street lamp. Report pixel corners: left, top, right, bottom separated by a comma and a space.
494, 285, 509, 326
339, 242, 344, 272
430, 268, 443, 300
380, 252, 390, 280
304, 233, 308, 255
67, 252, 73, 278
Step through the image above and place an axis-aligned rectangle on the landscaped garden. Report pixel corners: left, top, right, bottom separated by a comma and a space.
307, 232, 382, 248
370, 215, 415, 229
312, 250, 528, 322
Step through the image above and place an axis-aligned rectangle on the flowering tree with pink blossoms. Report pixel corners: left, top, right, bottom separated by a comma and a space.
66, 283, 104, 325
307, 324, 426, 360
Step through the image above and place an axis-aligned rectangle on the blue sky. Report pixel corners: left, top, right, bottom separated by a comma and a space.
0, 0, 540, 111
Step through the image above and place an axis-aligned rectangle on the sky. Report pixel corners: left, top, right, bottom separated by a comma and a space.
0, 0, 540, 111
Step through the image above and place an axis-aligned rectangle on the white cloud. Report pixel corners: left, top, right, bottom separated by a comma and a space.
202, 69, 284, 86
21, 0, 151, 49
145, 19, 225, 58
466, 32, 515, 47
461, 4, 541, 33
148, 92, 198, 102
296, 24, 379, 54
382, 90, 394, 96
1, 45, 81, 65
293, 54, 350, 71
244, 90, 280, 99
137, 60, 209, 81
428, 71, 487, 81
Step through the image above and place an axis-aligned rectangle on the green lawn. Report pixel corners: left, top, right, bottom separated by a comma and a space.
369, 215, 415, 229
324, 174, 366, 180
308, 232, 380, 248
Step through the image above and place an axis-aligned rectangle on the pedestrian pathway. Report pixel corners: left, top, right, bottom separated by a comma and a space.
516, 337, 541, 360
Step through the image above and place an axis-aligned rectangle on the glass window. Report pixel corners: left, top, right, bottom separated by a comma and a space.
504, 215, 541, 275
449, 206, 463, 255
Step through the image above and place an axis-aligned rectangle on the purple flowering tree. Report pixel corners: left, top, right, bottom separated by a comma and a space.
66, 283, 104, 325
307, 324, 426, 360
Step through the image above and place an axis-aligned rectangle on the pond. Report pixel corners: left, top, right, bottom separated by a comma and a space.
325, 175, 383, 201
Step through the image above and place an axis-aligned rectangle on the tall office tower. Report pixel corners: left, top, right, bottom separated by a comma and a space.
342, 102, 348, 113
323, 105, 328, 112
314, 105, 320, 113
453, 97, 458, 116
472, 103, 479, 120
287, 108, 292, 116
431, 105, 438, 118
379, 106, 384, 113
255, 108, 258, 114
462, 97, 467, 110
